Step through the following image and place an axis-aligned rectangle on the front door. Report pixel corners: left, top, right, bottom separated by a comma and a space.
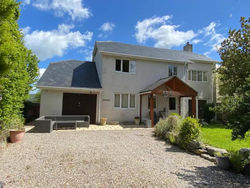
62, 93, 97, 124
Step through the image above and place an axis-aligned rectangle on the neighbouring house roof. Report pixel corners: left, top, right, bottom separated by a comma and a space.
95, 41, 217, 63
37, 60, 102, 89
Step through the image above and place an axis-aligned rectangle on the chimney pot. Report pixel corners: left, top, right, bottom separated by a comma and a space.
183, 42, 193, 52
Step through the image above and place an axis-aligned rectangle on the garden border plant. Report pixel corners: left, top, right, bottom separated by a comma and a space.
154, 114, 250, 176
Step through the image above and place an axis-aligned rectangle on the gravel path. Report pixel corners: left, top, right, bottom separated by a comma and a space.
0, 129, 249, 188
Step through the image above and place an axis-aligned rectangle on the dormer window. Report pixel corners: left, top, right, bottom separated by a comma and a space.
169, 65, 177, 76
115, 59, 136, 74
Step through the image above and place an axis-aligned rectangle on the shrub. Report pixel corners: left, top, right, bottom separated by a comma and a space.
166, 113, 182, 134
230, 151, 245, 172
154, 118, 169, 139
204, 103, 215, 123
154, 113, 182, 139
179, 117, 201, 149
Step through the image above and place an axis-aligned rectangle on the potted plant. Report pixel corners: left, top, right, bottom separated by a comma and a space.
134, 116, 140, 125
215, 152, 230, 170
7, 116, 25, 143
100, 117, 107, 126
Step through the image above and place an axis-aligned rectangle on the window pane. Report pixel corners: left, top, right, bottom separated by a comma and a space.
174, 66, 177, 76
192, 70, 197, 81
121, 94, 128, 108
122, 60, 129, 72
130, 94, 135, 108
188, 70, 192, 80
169, 97, 176, 110
203, 72, 208, 81
114, 94, 120, 107
198, 71, 202, 81
115, 59, 121, 71
169, 65, 173, 76
130, 61, 136, 73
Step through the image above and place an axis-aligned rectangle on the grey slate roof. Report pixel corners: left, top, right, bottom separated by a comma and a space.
140, 77, 173, 93
37, 60, 102, 89
96, 41, 217, 63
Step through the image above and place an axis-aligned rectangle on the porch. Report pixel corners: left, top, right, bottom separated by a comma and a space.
139, 76, 198, 127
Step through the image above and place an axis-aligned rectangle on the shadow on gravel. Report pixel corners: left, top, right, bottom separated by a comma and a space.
173, 166, 250, 188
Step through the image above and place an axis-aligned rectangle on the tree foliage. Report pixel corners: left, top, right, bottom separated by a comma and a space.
215, 17, 250, 140
0, 0, 39, 129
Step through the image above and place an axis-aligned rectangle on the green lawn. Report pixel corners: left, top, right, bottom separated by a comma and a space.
200, 124, 250, 152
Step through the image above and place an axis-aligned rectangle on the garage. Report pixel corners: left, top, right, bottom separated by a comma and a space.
62, 93, 97, 124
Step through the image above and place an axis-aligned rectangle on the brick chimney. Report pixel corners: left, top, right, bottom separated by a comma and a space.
183, 42, 192, 52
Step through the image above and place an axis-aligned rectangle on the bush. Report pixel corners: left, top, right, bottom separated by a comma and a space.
204, 103, 215, 123
230, 151, 245, 172
154, 113, 182, 139
179, 117, 201, 149
154, 118, 169, 138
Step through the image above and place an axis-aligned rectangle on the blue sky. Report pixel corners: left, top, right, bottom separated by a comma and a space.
18, 0, 250, 77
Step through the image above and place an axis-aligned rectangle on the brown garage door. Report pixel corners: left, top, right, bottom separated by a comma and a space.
62, 93, 97, 124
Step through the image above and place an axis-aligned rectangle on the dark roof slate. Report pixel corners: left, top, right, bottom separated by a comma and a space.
37, 60, 102, 89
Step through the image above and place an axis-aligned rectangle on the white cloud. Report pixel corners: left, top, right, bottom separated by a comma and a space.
39, 68, 46, 78
100, 22, 115, 32
79, 48, 93, 61
31, 0, 91, 20
229, 13, 233, 18
202, 22, 225, 55
21, 26, 31, 35
24, 24, 93, 61
98, 22, 115, 38
22, 0, 31, 5
135, 15, 196, 48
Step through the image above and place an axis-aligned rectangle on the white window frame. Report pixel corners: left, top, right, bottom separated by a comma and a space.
113, 93, 136, 109
188, 70, 208, 82
169, 64, 178, 77
114, 59, 136, 74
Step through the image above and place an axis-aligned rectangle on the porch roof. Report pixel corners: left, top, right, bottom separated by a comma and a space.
140, 76, 197, 97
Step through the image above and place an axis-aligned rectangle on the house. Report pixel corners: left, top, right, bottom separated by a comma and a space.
37, 41, 217, 127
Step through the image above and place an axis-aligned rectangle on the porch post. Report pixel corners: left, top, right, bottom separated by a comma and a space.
192, 96, 196, 118
150, 93, 154, 127
178, 96, 181, 116
140, 95, 142, 124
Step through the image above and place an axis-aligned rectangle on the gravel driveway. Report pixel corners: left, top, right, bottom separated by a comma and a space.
0, 129, 249, 187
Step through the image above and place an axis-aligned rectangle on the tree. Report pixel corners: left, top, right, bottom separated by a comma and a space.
216, 17, 250, 140
0, 0, 39, 129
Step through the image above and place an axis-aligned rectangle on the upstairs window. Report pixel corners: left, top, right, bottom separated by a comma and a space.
115, 59, 136, 74
122, 60, 129, 72
188, 70, 208, 82
169, 65, 177, 76
115, 60, 121, 71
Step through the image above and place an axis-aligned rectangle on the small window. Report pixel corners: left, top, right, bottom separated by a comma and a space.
121, 94, 128, 108
192, 70, 197, 81
130, 61, 136, 74
114, 94, 120, 107
188, 70, 192, 80
130, 94, 135, 108
169, 97, 176, 110
169, 65, 177, 76
198, 71, 202, 81
122, 60, 129, 72
148, 95, 156, 109
203, 72, 208, 81
115, 59, 121, 71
